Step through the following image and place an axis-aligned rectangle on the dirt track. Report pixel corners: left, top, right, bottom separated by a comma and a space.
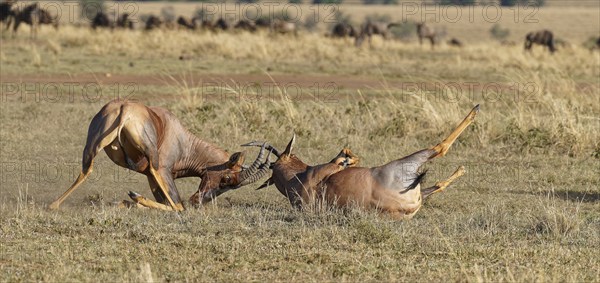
0, 73, 396, 89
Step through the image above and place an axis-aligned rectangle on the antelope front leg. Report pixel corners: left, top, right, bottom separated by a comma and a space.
127, 172, 184, 211
430, 104, 480, 158
127, 191, 175, 211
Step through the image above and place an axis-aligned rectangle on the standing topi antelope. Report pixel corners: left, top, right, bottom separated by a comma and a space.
319, 105, 479, 220
49, 99, 269, 211
416, 22, 437, 49
240, 138, 360, 209
524, 30, 557, 54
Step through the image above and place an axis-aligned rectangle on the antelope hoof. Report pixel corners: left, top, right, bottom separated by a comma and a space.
468, 104, 480, 120
128, 191, 142, 202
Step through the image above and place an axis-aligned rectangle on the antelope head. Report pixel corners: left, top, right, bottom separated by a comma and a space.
242, 133, 360, 208
192, 144, 272, 205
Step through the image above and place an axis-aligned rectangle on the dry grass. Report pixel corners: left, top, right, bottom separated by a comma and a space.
1, 8, 599, 282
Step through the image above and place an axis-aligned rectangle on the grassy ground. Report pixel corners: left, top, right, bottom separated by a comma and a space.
1, 6, 600, 282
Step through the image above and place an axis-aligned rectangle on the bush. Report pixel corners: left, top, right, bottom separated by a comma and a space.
501, 0, 545, 6
160, 6, 176, 22
79, 0, 105, 21
435, 0, 475, 5
333, 10, 353, 25
363, 0, 398, 4
313, 0, 343, 4
490, 24, 510, 41
500, 0, 518, 6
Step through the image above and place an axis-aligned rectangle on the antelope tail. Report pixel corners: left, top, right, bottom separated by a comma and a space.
116, 105, 130, 147
402, 171, 427, 193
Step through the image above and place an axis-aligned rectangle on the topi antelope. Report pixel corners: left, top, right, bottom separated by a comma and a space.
49, 99, 269, 211
240, 137, 359, 209
416, 22, 437, 49
525, 30, 557, 54
320, 105, 479, 220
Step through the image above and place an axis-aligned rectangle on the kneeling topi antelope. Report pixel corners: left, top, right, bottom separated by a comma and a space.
49, 99, 269, 211
321, 105, 479, 219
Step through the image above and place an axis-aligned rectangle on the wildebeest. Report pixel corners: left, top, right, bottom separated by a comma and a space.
199, 19, 214, 30
330, 23, 357, 38
355, 21, 399, 47
116, 13, 134, 30
214, 17, 230, 31
447, 38, 463, 47
524, 29, 556, 54
0, 1, 15, 30
11, 3, 58, 37
91, 11, 111, 30
234, 19, 256, 32
176, 16, 197, 30
416, 22, 437, 49
145, 15, 163, 31
255, 17, 270, 29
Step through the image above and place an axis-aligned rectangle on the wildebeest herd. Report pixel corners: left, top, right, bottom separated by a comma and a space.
2, 0, 598, 53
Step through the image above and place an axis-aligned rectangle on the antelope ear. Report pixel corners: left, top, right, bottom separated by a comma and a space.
227, 152, 246, 169
282, 132, 296, 156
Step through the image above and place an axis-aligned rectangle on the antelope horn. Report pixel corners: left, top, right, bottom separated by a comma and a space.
241, 141, 281, 158
255, 177, 274, 190
239, 149, 273, 186
238, 143, 267, 182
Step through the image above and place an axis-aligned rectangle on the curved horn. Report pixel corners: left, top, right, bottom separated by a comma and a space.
282, 133, 295, 156
241, 141, 281, 158
239, 150, 273, 186
238, 143, 267, 182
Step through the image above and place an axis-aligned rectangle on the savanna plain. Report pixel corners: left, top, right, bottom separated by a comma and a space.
0, 3, 599, 282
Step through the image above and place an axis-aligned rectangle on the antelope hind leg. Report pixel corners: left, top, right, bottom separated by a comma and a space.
430, 105, 480, 158
49, 168, 93, 210
422, 166, 465, 200
127, 191, 183, 211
